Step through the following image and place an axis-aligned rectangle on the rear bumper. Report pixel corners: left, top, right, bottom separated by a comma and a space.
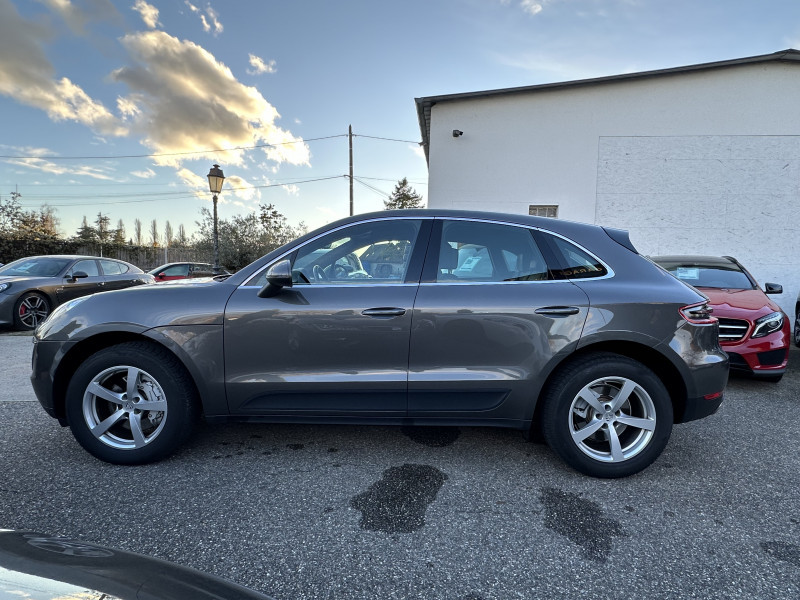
680, 392, 724, 422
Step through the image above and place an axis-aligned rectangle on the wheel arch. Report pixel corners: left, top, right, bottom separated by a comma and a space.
529, 340, 688, 439
51, 332, 209, 421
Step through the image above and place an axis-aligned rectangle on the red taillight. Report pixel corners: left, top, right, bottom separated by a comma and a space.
704, 391, 722, 400
680, 301, 717, 324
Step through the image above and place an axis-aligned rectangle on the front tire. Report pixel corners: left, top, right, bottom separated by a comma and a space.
65, 342, 198, 465
542, 353, 673, 478
794, 309, 800, 348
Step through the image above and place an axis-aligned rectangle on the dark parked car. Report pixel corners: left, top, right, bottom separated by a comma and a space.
0, 529, 273, 599
795, 291, 800, 348
31, 210, 729, 478
0, 255, 154, 330
652, 255, 790, 382
149, 261, 225, 281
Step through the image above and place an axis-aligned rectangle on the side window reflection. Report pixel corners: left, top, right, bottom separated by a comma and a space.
250, 220, 422, 287
436, 221, 550, 283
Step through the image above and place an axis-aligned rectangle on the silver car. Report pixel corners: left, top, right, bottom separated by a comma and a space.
30, 210, 728, 478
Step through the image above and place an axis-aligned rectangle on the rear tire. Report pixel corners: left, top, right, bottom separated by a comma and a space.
65, 342, 198, 465
542, 352, 673, 478
793, 309, 800, 348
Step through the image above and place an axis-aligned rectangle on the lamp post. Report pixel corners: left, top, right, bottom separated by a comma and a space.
206, 164, 225, 273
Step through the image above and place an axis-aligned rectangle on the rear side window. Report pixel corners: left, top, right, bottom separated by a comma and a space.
545, 235, 608, 279
435, 220, 550, 283
100, 260, 126, 275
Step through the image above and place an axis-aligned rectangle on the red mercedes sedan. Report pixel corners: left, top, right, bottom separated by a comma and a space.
653, 255, 790, 382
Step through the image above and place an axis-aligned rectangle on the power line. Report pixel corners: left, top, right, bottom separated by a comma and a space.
0, 135, 346, 161
16, 176, 347, 207
354, 134, 422, 145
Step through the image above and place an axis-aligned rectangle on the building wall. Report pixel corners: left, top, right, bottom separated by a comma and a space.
426, 62, 800, 316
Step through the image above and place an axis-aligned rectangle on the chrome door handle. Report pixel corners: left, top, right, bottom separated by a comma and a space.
362, 307, 407, 317
535, 306, 580, 316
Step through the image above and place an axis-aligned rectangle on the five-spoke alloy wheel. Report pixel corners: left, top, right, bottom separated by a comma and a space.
543, 352, 673, 478
65, 342, 198, 464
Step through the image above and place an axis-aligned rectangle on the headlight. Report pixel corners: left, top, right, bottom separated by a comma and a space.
752, 311, 784, 338
0, 282, 9, 293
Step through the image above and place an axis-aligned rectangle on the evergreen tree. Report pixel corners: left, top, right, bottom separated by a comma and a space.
384, 178, 424, 210
74, 216, 98, 242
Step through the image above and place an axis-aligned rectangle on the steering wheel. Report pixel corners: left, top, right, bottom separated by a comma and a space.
312, 264, 328, 281
332, 264, 349, 279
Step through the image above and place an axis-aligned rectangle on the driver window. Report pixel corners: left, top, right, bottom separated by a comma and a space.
292, 220, 421, 285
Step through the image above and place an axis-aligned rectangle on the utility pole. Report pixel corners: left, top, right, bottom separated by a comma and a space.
349, 124, 354, 216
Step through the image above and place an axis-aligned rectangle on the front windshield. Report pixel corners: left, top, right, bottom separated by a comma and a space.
0, 257, 72, 278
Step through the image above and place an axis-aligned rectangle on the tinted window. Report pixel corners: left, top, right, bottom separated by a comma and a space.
163, 264, 190, 277
546, 236, 608, 279
0, 257, 71, 277
100, 259, 126, 275
251, 219, 422, 287
70, 260, 100, 277
656, 261, 754, 289
436, 221, 549, 283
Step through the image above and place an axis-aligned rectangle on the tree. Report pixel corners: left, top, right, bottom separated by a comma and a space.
95, 212, 111, 244
134, 219, 143, 246
74, 216, 98, 243
16, 204, 59, 239
113, 219, 126, 244
149, 219, 159, 247
175, 224, 188, 247
384, 178, 424, 210
0, 192, 23, 235
164, 221, 173, 248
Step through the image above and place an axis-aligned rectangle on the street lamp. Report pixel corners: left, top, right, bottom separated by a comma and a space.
207, 164, 225, 273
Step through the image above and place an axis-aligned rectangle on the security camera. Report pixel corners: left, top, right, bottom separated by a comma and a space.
452, 130, 463, 138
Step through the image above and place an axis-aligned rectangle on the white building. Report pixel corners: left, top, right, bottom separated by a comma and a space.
415, 49, 800, 318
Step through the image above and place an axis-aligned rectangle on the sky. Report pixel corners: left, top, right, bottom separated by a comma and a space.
2, 0, 800, 241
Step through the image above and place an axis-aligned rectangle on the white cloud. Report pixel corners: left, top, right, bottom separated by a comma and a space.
132, 167, 156, 178
111, 30, 309, 173
0, 1, 126, 136
248, 54, 277, 75
38, 0, 122, 35
6, 147, 116, 180
185, 1, 223, 35
520, 0, 543, 15
132, 0, 160, 29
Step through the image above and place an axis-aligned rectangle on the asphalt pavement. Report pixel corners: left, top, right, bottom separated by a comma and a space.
1, 334, 798, 599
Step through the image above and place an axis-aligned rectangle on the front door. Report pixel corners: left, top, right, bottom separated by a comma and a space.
56, 259, 105, 303
223, 218, 431, 416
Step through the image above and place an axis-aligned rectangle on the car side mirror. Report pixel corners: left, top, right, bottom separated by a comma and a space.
67, 271, 88, 282
764, 282, 782, 294
257, 259, 293, 298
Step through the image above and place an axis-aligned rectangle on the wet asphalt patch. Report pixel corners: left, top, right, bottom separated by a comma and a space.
350, 463, 448, 533
540, 486, 627, 563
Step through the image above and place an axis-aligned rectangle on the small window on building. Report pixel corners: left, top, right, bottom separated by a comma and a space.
529, 205, 558, 218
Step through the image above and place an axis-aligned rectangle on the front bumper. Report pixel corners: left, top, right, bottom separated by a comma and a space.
30, 338, 74, 421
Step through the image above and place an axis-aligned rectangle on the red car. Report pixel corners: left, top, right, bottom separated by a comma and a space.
148, 262, 218, 281
653, 255, 790, 382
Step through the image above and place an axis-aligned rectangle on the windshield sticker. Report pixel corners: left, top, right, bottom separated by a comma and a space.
675, 267, 700, 280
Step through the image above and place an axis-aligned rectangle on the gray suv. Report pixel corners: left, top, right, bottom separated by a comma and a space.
31, 210, 728, 478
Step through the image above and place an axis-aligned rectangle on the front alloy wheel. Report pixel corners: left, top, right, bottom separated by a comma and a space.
81, 365, 168, 451
14, 293, 50, 330
65, 342, 198, 464
794, 310, 800, 348
543, 353, 673, 478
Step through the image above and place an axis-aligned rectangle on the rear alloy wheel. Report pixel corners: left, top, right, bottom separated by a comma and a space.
14, 293, 50, 330
543, 353, 673, 478
65, 342, 198, 464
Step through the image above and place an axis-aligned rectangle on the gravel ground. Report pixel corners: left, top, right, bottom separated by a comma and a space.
1, 334, 798, 600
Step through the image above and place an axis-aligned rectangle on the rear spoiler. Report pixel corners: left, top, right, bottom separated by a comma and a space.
602, 227, 638, 254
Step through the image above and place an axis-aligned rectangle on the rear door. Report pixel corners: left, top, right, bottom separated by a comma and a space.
408, 218, 590, 422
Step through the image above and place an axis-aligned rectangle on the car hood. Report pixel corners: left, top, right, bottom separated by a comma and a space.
0, 275, 51, 285
698, 288, 781, 319
0, 529, 273, 600
36, 278, 235, 341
